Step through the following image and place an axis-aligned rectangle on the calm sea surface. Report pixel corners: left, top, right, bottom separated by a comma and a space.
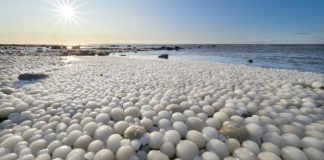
111, 44, 324, 74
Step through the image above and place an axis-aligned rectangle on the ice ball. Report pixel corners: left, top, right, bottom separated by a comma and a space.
176, 140, 199, 160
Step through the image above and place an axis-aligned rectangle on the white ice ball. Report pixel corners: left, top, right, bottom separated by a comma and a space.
172, 121, 188, 138
201, 152, 220, 160
106, 134, 123, 153
257, 152, 281, 160
52, 145, 72, 159
186, 130, 206, 148
94, 126, 114, 142
160, 142, 175, 158
93, 149, 114, 160
301, 137, 324, 151
114, 121, 129, 135
242, 140, 260, 155
176, 140, 199, 160
202, 127, 218, 141
281, 146, 308, 160
206, 139, 229, 159
66, 148, 86, 160
303, 147, 324, 160
1, 135, 23, 151
164, 130, 181, 145
88, 140, 105, 153
116, 145, 135, 160
147, 150, 169, 160
74, 135, 93, 150
29, 139, 47, 155
233, 147, 256, 160
148, 132, 163, 149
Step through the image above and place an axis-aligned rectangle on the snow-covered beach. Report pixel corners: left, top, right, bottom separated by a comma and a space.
0, 55, 324, 160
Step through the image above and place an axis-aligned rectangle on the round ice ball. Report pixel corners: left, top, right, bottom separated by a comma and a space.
1, 135, 23, 151
35, 153, 51, 160
225, 138, 241, 154
166, 104, 181, 113
242, 140, 260, 155
94, 125, 114, 142
29, 139, 47, 155
160, 142, 176, 158
206, 139, 229, 159
303, 147, 324, 160
74, 135, 93, 150
186, 130, 206, 148
147, 150, 169, 160
52, 145, 72, 159
257, 152, 281, 160
281, 146, 308, 160
67, 130, 83, 145
95, 113, 110, 124
176, 140, 199, 160
201, 152, 220, 160
16, 102, 29, 112
172, 121, 188, 138
93, 149, 114, 160
282, 133, 302, 148
106, 134, 123, 153
111, 108, 124, 121
124, 107, 140, 118
130, 140, 141, 151
66, 148, 86, 160
202, 126, 218, 141
116, 145, 135, 160
187, 117, 204, 131
86, 101, 99, 109
301, 137, 324, 151
88, 140, 105, 153
260, 142, 280, 156
148, 132, 163, 149
114, 121, 129, 135
83, 122, 98, 136
262, 132, 285, 147
140, 118, 153, 131
233, 147, 256, 160
163, 130, 181, 145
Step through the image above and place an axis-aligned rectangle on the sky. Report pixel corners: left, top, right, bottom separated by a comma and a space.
0, 0, 323, 45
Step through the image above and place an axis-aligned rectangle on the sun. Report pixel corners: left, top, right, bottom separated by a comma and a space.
59, 5, 75, 18
48, 0, 81, 21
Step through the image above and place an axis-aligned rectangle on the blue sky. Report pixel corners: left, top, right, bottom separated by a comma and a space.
0, 0, 323, 44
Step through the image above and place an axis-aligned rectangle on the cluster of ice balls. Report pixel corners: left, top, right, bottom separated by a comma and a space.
0, 55, 323, 160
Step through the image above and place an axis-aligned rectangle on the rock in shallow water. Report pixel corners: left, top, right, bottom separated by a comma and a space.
18, 73, 48, 81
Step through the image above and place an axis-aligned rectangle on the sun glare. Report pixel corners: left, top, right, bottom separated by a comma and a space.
48, 0, 81, 22
59, 5, 75, 18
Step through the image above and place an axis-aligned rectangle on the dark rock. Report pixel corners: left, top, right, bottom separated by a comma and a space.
51, 45, 66, 50
119, 54, 127, 57
72, 45, 81, 49
158, 54, 168, 59
174, 46, 181, 51
247, 59, 253, 63
99, 74, 103, 76
18, 73, 48, 81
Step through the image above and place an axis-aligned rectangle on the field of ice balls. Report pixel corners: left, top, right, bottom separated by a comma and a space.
0, 55, 324, 160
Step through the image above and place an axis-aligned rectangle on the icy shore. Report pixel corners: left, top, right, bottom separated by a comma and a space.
0, 55, 324, 160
